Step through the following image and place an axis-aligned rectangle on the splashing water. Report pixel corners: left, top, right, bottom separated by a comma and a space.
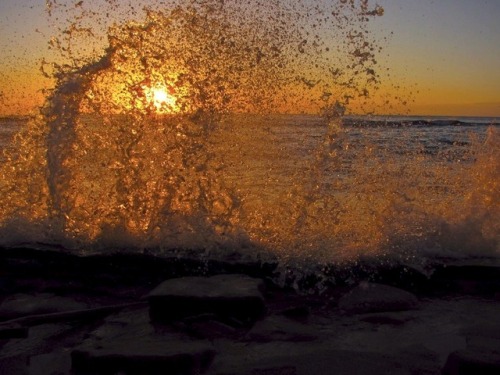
0, 0, 498, 265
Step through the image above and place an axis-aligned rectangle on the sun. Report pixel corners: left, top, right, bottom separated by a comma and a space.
146, 85, 178, 113
153, 87, 175, 107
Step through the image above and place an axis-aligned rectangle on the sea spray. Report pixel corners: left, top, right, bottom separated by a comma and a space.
0, 0, 498, 267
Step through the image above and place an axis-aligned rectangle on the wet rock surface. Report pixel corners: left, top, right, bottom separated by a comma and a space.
338, 282, 419, 314
1, 247, 500, 374
71, 308, 217, 374
0, 293, 88, 321
442, 321, 500, 375
148, 274, 266, 326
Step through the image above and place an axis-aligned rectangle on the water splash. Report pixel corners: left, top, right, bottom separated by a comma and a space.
0, 0, 498, 264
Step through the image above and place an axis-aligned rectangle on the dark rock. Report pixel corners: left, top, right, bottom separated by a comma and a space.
466, 336, 500, 352
462, 323, 500, 340
0, 247, 278, 294
359, 314, 413, 326
0, 356, 29, 375
209, 346, 415, 375
244, 315, 318, 343
280, 305, 310, 321
189, 320, 238, 339
338, 283, 418, 314
72, 339, 216, 375
183, 315, 239, 339
249, 366, 297, 375
319, 258, 430, 292
0, 322, 79, 371
442, 349, 500, 375
27, 352, 72, 375
148, 274, 266, 326
204, 257, 278, 279
442, 323, 500, 375
0, 323, 28, 339
0, 293, 88, 321
368, 264, 431, 295
430, 262, 500, 297
72, 307, 217, 374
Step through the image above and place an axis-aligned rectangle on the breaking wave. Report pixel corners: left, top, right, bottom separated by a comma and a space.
0, 1, 498, 267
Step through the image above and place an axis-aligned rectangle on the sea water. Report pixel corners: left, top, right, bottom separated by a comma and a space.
1, 114, 498, 261
0, 1, 498, 268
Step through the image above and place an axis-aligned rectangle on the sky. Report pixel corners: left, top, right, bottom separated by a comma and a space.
0, 0, 499, 116
373, 0, 500, 116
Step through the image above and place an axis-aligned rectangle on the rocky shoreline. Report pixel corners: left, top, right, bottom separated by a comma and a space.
1, 246, 499, 374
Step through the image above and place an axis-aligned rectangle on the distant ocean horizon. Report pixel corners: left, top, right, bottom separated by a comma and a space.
348, 114, 500, 124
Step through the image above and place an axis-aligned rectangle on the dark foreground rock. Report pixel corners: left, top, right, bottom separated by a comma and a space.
244, 315, 318, 343
0, 293, 88, 321
72, 339, 216, 375
70, 306, 217, 375
430, 262, 500, 297
338, 282, 419, 314
442, 323, 500, 375
442, 349, 500, 375
148, 274, 266, 326
0, 323, 28, 339
208, 347, 432, 375
1, 247, 500, 375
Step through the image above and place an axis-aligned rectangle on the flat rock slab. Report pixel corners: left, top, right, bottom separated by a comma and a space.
71, 307, 217, 374
209, 346, 421, 375
0, 323, 28, 339
72, 338, 216, 375
245, 315, 319, 343
0, 293, 88, 321
338, 283, 418, 314
442, 325, 500, 375
148, 274, 265, 325
442, 349, 500, 375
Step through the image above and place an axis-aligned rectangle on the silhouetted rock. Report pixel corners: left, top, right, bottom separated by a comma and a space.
368, 264, 431, 294
280, 305, 310, 321
185, 318, 239, 339
0, 323, 28, 339
359, 313, 414, 326
442, 349, 500, 375
338, 283, 418, 314
72, 307, 217, 374
1, 247, 500, 375
430, 262, 500, 297
208, 346, 416, 375
72, 339, 216, 375
0, 293, 87, 321
244, 315, 318, 343
148, 274, 266, 326
442, 324, 500, 375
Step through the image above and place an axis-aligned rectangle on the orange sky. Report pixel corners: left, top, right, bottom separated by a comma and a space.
1, 0, 499, 117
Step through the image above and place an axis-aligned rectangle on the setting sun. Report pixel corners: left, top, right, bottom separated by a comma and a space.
146, 85, 178, 113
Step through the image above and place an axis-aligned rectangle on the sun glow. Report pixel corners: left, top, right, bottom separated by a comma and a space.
146, 85, 178, 113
